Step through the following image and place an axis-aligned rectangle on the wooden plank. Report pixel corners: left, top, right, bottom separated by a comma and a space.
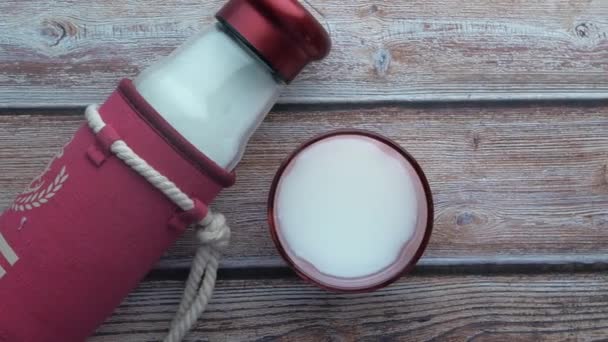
1, 104, 608, 270
90, 273, 608, 341
1, 0, 607, 107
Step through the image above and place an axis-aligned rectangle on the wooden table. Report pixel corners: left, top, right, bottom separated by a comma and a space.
1, 0, 608, 340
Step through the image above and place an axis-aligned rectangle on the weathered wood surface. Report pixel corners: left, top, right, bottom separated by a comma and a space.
2, 104, 607, 270
1, 0, 607, 107
90, 273, 608, 341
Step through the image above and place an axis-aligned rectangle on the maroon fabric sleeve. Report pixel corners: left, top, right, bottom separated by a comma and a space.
0, 79, 234, 342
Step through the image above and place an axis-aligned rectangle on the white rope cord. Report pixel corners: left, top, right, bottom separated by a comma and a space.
85, 105, 230, 342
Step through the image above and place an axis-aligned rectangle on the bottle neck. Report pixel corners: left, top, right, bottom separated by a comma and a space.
134, 23, 283, 170
218, 20, 285, 82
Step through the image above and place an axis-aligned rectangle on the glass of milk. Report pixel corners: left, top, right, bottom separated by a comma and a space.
269, 130, 434, 292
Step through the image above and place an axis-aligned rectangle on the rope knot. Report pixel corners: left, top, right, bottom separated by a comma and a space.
197, 211, 230, 249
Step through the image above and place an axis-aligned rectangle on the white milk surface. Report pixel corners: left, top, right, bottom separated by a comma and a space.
275, 135, 419, 278
134, 25, 281, 170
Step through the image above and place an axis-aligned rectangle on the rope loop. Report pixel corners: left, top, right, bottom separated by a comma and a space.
85, 105, 228, 342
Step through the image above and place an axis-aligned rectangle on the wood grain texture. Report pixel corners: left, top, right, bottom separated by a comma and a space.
2, 104, 607, 270
1, 0, 607, 107
90, 273, 608, 341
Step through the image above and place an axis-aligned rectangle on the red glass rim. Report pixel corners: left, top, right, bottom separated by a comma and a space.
267, 129, 434, 293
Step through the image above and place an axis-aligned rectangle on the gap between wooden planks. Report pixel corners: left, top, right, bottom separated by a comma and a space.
89, 273, 608, 341
0, 0, 607, 107
1, 103, 607, 273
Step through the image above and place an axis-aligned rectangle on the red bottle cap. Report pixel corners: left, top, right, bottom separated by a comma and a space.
216, 0, 331, 83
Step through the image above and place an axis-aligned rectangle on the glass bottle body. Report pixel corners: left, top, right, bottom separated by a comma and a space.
134, 23, 283, 170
